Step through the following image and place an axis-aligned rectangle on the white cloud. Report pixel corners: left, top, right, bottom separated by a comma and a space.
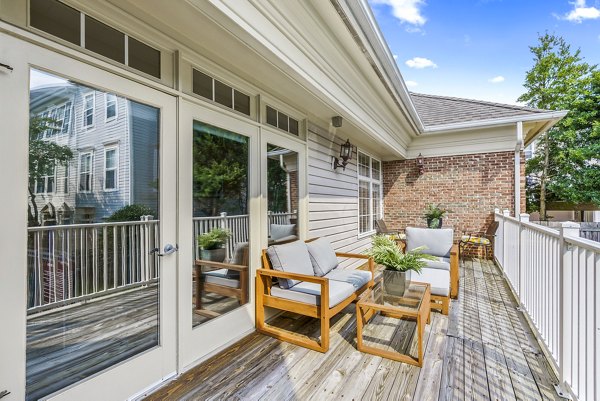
393, 54, 398, 60
30, 69, 69, 88
488, 76, 505, 83
405, 80, 418, 87
370, 0, 427, 26
562, 0, 600, 22
405, 57, 437, 69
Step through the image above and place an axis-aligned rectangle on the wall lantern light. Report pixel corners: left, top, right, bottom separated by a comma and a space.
333, 139, 354, 171
417, 153, 425, 174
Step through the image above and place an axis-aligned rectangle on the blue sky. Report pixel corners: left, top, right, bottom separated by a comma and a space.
369, 0, 600, 105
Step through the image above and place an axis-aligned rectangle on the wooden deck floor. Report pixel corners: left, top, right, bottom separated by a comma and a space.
147, 259, 561, 401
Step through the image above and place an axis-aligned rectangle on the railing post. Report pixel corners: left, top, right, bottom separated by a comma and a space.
220, 212, 229, 259
557, 221, 580, 399
503, 209, 510, 274
518, 213, 529, 298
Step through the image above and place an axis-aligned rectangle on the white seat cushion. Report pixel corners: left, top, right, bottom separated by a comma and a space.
270, 280, 355, 307
409, 268, 450, 297
406, 227, 454, 258
270, 224, 296, 240
306, 237, 339, 276
204, 269, 239, 288
267, 241, 314, 289
423, 256, 450, 271
324, 268, 372, 290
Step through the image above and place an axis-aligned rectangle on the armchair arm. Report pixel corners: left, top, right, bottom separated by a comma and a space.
335, 253, 375, 281
195, 259, 248, 272
450, 244, 459, 298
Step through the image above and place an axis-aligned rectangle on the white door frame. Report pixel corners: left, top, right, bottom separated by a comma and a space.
260, 128, 309, 246
177, 100, 260, 371
0, 32, 178, 401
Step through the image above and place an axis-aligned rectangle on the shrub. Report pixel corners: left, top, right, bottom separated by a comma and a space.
106, 204, 155, 222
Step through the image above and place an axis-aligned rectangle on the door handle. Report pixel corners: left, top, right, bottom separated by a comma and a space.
150, 244, 178, 256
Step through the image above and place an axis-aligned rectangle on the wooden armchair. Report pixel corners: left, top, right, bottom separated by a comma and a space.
459, 221, 499, 260
256, 238, 374, 353
195, 243, 249, 319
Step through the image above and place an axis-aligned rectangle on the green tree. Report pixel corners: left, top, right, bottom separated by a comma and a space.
519, 33, 599, 219
28, 116, 73, 226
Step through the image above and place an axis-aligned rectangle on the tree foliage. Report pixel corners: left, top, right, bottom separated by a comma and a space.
28, 116, 73, 226
519, 33, 600, 218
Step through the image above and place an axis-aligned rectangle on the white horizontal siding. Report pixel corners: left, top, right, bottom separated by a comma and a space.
307, 122, 375, 268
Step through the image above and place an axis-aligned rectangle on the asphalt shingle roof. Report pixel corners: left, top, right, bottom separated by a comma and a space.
410, 92, 549, 127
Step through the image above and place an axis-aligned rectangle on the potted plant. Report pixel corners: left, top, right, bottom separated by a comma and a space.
197, 228, 231, 262
366, 235, 436, 296
423, 203, 450, 229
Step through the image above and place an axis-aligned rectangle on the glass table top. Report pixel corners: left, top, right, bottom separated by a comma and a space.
360, 277, 428, 313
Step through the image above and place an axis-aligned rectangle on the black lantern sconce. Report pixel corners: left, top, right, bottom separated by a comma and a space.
417, 153, 425, 174
333, 139, 354, 171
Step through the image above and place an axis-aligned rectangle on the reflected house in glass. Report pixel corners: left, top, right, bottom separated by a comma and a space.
29, 74, 159, 224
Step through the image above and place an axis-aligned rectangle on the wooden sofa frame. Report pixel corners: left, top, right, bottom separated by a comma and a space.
256, 239, 374, 353
426, 243, 459, 316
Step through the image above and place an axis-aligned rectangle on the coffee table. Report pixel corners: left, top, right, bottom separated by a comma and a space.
356, 278, 430, 367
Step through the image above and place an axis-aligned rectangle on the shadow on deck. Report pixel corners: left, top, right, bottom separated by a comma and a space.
146, 259, 561, 401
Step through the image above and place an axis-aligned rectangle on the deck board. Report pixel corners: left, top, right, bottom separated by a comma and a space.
146, 258, 560, 401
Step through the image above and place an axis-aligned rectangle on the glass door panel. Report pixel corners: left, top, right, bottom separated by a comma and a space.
26, 69, 161, 400
191, 121, 250, 327
267, 144, 299, 243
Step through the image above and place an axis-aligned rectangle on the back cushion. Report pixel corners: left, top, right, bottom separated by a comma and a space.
270, 224, 296, 241
267, 241, 314, 289
306, 237, 339, 276
405, 227, 453, 257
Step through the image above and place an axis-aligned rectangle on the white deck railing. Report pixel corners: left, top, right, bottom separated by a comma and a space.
495, 211, 599, 401
27, 219, 159, 313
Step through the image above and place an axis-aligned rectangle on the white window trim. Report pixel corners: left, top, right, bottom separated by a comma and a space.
357, 150, 382, 238
83, 92, 95, 129
78, 151, 94, 193
34, 165, 57, 194
260, 97, 306, 141
105, 93, 118, 123
103, 146, 119, 191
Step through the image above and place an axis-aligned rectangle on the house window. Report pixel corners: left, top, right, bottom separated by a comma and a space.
83, 93, 94, 128
192, 69, 251, 116
358, 151, 382, 235
62, 101, 72, 133
38, 101, 72, 137
106, 94, 117, 121
79, 152, 93, 192
35, 165, 56, 194
265, 105, 300, 136
104, 147, 118, 191
63, 163, 69, 193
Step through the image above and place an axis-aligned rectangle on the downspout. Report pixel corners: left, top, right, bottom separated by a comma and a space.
515, 121, 524, 217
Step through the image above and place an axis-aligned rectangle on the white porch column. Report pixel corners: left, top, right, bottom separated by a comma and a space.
515, 121, 524, 217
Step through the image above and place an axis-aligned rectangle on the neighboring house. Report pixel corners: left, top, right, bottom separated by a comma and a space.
0, 1, 568, 400
29, 82, 159, 224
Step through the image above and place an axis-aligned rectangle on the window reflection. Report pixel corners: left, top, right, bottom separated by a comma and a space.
267, 144, 299, 244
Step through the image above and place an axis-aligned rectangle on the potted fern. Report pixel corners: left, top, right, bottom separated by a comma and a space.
423, 203, 450, 229
366, 235, 436, 296
197, 228, 231, 262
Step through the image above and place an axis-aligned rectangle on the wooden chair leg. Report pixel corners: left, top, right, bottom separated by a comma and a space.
320, 317, 330, 352
442, 297, 449, 315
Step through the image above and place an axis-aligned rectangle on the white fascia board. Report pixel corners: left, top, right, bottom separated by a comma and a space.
422, 111, 568, 134
338, 0, 425, 133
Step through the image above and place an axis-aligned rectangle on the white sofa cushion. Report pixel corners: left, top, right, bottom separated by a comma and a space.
204, 269, 239, 288
423, 256, 451, 271
406, 227, 454, 258
325, 268, 372, 290
270, 280, 355, 307
270, 224, 296, 240
267, 241, 314, 289
306, 237, 339, 276
409, 268, 450, 297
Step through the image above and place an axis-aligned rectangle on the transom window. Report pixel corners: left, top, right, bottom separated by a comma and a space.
192, 69, 251, 116
104, 147, 118, 191
79, 152, 93, 192
265, 105, 299, 136
358, 151, 382, 235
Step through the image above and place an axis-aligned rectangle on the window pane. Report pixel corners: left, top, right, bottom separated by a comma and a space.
128, 37, 161, 78
289, 118, 299, 136
359, 180, 370, 233
234, 90, 250, 115
106, 94, 117, 119
214, 80, 233, 108
277, 111, 289, 132
266, 106, 277, 127
372, 159, 381, 181
192, 69, 213, 100
358, 152, 370, 178
30, 0, 81, 45
28, 69, 161, 399
85, 16, 125, 63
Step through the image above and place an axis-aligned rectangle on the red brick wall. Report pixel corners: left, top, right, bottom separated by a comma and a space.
383, 151, 525, 249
